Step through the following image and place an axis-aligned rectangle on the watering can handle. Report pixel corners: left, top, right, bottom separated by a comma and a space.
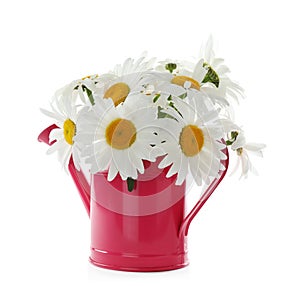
38, 125, 91, 216
179, 146, 229, 238
37, 124, 58, 145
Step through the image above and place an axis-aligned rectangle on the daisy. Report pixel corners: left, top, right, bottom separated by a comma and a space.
155, 58, 206, 94
230, 132, 266, 178
52, 74, 99, 107
199, 36, 244, 103
74, 93, 163, 181
70, 74, 100, 105
40, 96, 81, 171
97, 54, 155, 106
152, 58, 229, 109
157, 96, 227, 186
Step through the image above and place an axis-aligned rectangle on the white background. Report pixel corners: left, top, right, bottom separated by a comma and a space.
1, 0, 299, 285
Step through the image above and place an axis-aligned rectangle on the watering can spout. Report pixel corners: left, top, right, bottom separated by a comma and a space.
38, 125, 91, 216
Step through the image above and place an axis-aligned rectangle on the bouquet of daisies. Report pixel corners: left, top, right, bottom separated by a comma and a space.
41, 38, 265, 190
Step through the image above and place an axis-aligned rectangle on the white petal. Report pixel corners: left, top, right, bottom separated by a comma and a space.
245, 143, 266, 152
112, 149, 136, 179
133, 141, 157, 162
189, 156, 203, 186
46, 139, 66, 155
175, 156, 188, 185
166, 158, 181, 178
220, 119, 241, 133
107, 161, 118, 181
112, 148, 129, 177
217, 65, 230, 75
129, 150, 144, 174
72, 147, 81, 171
158, 154, 175, 169
40, 108, 64, 122
62, 148, 72, 172
204, 35, 214, 64
240, 152, 250, 178
192, 59, 207, 83
230, 155, 241, 176
231, 132, 246, 150
49, 128, 63, 142
95, 148, 112, 170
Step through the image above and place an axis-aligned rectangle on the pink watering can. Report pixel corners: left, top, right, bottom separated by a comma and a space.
38, 124, 229, 272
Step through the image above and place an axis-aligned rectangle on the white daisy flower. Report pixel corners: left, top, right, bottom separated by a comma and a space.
52, 74, 99, 107
40, 97, 81, 171
230, 132, 266, 178
72, 74, 99, 104
151, 57, 229, 110
96, 54, 155, 107
98, 72, 147, 107
199, 36, 244, 103
156, 96, 227, 186
74, 94, 163, 181
156, 58, 207, 94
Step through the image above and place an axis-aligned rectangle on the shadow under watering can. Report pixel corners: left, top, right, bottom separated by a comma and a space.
38, 124, 229, 272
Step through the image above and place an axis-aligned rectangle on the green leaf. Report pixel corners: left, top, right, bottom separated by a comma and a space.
157, 106, 177, 120
226, 131, 239, 146
127, 177, 135, 192
153, 93, 161, 103
202, 63, 220, 88
83, 86, 95, 105
178, 92, 187, 99
168, 102, 183, 118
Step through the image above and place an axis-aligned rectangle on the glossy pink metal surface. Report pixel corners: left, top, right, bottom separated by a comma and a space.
89, 159, 188, 272
38, 125, 229, 272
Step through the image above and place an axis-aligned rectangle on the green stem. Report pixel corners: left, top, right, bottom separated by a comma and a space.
85, 87, 95, 105
127, 177, 135, 192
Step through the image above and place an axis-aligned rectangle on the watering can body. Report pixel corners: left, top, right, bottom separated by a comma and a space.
89, 161, 187, 271
39, 125, 228, 272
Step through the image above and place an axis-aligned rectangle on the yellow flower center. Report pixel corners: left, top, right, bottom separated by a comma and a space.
179, 125, 204, 157
237, 147, 243, 156
103, 82, 130, 106
171, 75, 200, 90
105, 118, 136, 150
63, 119, 76, 145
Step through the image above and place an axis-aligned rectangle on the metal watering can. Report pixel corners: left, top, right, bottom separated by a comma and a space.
38, 124, 229, 272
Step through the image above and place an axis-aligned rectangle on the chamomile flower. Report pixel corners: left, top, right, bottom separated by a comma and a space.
230, 132, 266, 178
152, 58, 229, 110
156, 58, 207, 95
97, 54, 155, 106
72, 74, 99, 104
40, 97, 81, 171
52, 75, 99, 107
157, 96, 227, 186
199, 36, 244, 103
74, 94, 163, 181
